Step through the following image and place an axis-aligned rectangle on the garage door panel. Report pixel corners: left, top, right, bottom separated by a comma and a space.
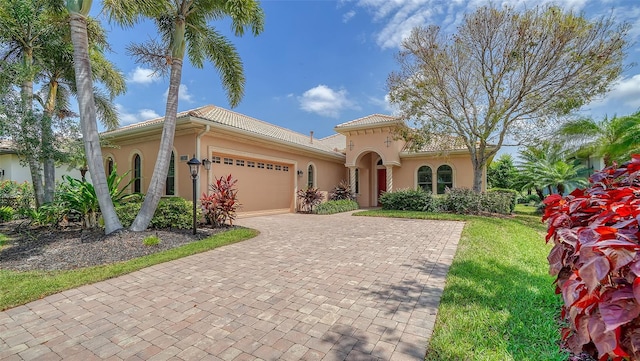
211, 155, 292, 213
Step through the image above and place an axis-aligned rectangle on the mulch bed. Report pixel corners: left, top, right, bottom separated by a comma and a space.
0, 220, 229, 272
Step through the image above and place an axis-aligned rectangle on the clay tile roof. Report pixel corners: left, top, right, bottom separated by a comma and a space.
318, 133, 346, 153
404, 134, 468, 153
104, 105, 344, 156
0, 139, 17, 153
334, 114, 401, 130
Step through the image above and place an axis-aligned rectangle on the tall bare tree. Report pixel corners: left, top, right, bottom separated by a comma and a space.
388, 5, 629, 192
104, 0, 264, 231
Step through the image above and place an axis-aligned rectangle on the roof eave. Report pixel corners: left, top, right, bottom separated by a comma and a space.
334, 120, 405, 134
186, 117, 345, 162
400, 145, 498, 158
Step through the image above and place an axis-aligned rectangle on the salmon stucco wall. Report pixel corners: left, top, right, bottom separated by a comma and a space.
394, 154, 480, 193
105, 128, 347, 214
200, 133, 346, 213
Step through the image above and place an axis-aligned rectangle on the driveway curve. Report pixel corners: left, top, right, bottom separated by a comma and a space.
0, 212, 463, 361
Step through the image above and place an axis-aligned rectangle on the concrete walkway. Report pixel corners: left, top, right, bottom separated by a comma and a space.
0, 212, 464, 361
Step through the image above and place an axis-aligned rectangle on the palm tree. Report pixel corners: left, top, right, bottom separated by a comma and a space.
516, 141, 589, 197
537, 160, 588, 195
0, 0, 64, 207
104, 0, 264, 231
516, 141, 564, 199
556, 112, 640, 166
67, 0, 123, 234
36, 11, 125, 204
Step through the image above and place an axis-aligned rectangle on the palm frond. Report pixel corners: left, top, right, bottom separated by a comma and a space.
93, 89, 119, 130
203, 28, 245, 107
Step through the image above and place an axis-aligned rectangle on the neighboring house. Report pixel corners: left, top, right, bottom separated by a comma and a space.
0, 140, 84, 184
102, 105, 493, 216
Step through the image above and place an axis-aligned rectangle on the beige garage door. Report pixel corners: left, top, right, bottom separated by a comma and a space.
210, 154, 293, 213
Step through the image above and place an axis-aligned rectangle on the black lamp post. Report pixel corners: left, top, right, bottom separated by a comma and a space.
187, 157, 201, 234
79, 164, 88, 182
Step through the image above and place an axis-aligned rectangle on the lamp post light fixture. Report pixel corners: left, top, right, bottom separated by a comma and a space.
187, 157, 201, 235
79, 164, 89, 182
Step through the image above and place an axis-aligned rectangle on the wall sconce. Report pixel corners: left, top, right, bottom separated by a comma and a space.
297, 170, 304, 177
201, 158, 212, 171
0, 169, 4, 177
349, 140, 354, 151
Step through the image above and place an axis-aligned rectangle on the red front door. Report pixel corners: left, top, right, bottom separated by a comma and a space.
377, 168, 387, 206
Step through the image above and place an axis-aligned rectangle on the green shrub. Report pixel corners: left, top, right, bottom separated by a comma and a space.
0, 206, 14, 222
315, 200, 359, 215
143, 235, 161, 246
115, 202, 142, 228
441, 188, 481, 214
58, 176, 100, 228
440, 188, 513, 215
379, 188, 433, 211
480, 191, 513, 214
0, 180, 34, 216
57, 167, 142, 229
519, 193, 541, 204
488, 188, 518, 213
116, 197, 198, 230
150, 197, 197, 230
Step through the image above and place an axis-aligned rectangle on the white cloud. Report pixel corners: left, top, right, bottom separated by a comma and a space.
345, 0, 625, 49
116, 104, 160, 126
164, 84, 194, 103
343, 10, 356, 23
590, 74, 640, 109
128, 67, 161, 85
368, 94, 398, 114
298, 85, 358, 118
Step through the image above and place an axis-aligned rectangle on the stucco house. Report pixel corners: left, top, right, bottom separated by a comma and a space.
102, 105, 491, 216
0, 140, 84, 184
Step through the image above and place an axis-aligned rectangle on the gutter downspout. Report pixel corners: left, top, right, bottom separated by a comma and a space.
195, 124, 210, 199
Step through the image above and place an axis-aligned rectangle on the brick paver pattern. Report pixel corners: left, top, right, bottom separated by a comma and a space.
0, 212, 463, 360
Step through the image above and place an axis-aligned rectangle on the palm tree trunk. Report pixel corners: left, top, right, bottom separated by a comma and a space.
130, 58, 183, 231
42, 81, 58, 204
20, 51, 45, 208
68, 10, 122, 234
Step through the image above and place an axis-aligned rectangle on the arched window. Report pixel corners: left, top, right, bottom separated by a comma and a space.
437, 165, 453, 194
307, 164, 315, 188
106, 157, 114, 176
133, 154, 141, 193
166, 152, 175, 195
417, 166, 433, 193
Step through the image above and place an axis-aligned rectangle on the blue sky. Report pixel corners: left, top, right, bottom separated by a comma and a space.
93, 0, 640, 147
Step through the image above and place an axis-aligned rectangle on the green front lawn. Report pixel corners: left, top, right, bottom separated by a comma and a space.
0, 228, 257, 311
355, 209, 565, 361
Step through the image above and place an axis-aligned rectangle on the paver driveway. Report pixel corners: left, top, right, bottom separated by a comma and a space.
0, 212, 464, 361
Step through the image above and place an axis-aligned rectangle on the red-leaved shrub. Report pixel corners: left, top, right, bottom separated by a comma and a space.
201, 174, 239, 227
543, 154, 640, 361
297, 187, 323, 213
